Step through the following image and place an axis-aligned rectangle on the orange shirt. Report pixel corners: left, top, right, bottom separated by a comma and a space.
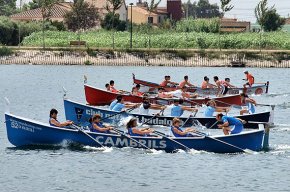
110, 86, 118, 93
246, 73, 255, 85
160, 80, 168, 87
201, 81, 207, 89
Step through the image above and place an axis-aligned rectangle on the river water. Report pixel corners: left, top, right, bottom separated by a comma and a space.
0, 65, 289, 192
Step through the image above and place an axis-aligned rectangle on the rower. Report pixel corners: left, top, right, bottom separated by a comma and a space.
111, 96, 139, 112
131, 86, 143, 97
90, 114, 113, 133
243, 70, 255, 88
168, 99, 198, 117
160, 75, 178, 87
171, 118, 198, 137
213, 76, 226, 96
139, 96, 165, 115
157, 87, 173, 98
216, 113, 246, 135
126, 118, 154, 136
223, 78, 236, 88
204, 100, 230, 117
240, 93, 256, 115
179, 75, 194, 88
201, 76, 215, 89
135, 84, 143, 95
109, 80, 118, 93
109, 95, 122, 110
105, 83, 110, 91
49, 108, 73, 127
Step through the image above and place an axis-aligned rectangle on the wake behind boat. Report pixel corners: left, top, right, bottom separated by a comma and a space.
4, 113, 269, 153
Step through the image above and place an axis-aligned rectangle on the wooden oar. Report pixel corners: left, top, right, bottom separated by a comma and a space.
102, 105, 137, 121
208, 121, 219, 129
193, 130, 254, 154
71, 124, 106, 149
153, 130, 191, 152
111, 127, 154, 153
181, 111, 197, 128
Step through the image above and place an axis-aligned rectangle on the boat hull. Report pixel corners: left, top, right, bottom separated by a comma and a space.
5, 113, 266, 153
64, 99, 271, 129
84, 84, 242, 107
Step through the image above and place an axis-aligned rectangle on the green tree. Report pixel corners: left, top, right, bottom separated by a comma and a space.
0, 0, 17, 16
64, 0, 99, 31
183, 0, 222, 19
255, 0, 285, 31
220, 0, 234, 15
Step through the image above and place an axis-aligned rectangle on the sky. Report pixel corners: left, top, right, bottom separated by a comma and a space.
16, 0, 290, 23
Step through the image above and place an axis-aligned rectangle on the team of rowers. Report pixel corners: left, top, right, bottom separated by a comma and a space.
49, 91, 256, 137
105, 70, 255, 97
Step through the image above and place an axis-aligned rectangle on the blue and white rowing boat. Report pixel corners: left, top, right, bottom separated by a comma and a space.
4, 113, 269, 153
64, 99, 273, 129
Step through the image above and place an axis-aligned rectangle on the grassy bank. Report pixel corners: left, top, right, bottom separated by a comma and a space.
22, 30, 290, 50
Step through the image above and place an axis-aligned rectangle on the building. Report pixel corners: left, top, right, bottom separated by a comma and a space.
286, 18, 290, 25
10, 0, 127, 22
10, 3, 72, 22
220, 18, 251, 32
128, 0, 182, 25
85, 0, 127, 21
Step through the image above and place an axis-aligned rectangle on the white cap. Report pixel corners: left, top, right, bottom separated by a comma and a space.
243, 70, 248, 73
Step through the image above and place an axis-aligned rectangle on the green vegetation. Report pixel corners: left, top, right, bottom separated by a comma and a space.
176, 18, 220, 33
0, 46, 13, 56
22, 30, 290, 50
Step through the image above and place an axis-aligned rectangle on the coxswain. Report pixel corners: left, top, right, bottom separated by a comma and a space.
90, 114, 114, 133
168, 99, 198, 117
139, 96, 165, 115
243, 70, 255, 88
126, 118, 154, 136
179, 75, 194, 88
201, 76, 215, 89
49, 108, 73, 127
204, 100, 230, 117
240, 93, 256, 115
170, 118, 198, 137
216, 113, 246, 135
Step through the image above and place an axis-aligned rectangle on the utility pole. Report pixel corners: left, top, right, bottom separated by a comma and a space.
130, 3, 133, 49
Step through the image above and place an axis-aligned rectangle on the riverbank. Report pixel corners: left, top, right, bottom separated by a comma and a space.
1, 47, 290, 67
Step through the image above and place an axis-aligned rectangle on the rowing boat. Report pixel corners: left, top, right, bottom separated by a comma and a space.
84, 84, 242, 107
64, 99, 273, 129
4, 113, 269, 153
133, 74, 269, 95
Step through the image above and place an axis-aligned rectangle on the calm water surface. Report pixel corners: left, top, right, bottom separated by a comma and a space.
0, 65, 290, 192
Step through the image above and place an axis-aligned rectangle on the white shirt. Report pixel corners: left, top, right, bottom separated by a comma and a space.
139, 104, 149, 115
168, 90, 182, 98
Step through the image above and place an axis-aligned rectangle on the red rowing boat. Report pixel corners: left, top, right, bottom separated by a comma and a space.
84, 84, 242, 107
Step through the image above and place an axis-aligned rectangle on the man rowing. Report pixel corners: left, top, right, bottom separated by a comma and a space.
49, 108, 73, 127
160, 75, 179, 87
243, 70, 255, 88
240, 93, 256, 115
157, 87, 173, 98
216, 113, 246, 135
213, 76, 226, 96
168, 87, 198, 99
109, 80, 126, 94
109, 95, 138, 112
179, 75, 195, 88
105, 83, 110, 91
90, 114, 114, 133
126, 118, 154, 136
167, 99, 198, 117
201, 76, 216, 89
170, 118, 198, 137
131, 84, 143, 96
204, 100, 230, 117
138, 96, 165, 115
